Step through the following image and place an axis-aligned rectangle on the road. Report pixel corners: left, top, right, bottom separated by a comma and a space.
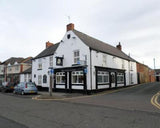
0, 82, 160, 128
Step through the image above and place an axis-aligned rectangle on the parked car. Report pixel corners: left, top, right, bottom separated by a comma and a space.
1, 82, 15, 92
13, 82, 38, 95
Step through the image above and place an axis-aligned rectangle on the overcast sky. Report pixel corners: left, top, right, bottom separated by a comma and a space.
0, 0, 160, 69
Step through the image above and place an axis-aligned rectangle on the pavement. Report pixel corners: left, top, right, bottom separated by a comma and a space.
34, 91, 84, 100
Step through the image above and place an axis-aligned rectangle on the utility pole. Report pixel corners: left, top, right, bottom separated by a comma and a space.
49, 68, 54, 96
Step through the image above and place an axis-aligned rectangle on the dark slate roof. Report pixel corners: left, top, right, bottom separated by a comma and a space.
34, 43, 60, 59
21, 67, 32, 74
73, 29, 135, 61
2, 57, 24, 65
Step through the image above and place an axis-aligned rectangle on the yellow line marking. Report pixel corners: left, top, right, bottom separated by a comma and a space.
151, 92, 160, 110
32, 84, 142, 101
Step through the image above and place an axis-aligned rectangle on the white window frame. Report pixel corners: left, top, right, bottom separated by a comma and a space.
15, 65, 19, 71
24, 74, 27, 82
97, 71, 109, 84
49, 56, 53, 67
117, 73, 124, 83
103, 54, 107, 65
73, 50, 80, 64
56, 72, 65, 84
38, 59, 42, 69
72, 71, 84, 84
8, 66, 12, 71
38, 75, 42, 85
122, 60, 125, 69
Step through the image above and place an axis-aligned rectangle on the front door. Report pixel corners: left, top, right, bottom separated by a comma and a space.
111, 72, 115, 88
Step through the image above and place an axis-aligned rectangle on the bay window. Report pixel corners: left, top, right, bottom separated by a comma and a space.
117, 73, 124, 83
72, 71, 84, 84
97, 71, 109, 84
56, 72, 65, 84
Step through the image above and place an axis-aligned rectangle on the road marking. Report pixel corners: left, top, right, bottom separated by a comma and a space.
151, 92, 160, 110
32, 84, 142, 101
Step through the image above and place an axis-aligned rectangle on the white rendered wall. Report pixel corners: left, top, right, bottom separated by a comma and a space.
91, 50, 137, 89
54, 30, 91, 90
32, 55, 54, 87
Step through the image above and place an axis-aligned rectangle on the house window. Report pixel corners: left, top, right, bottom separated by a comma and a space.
15, 65, 19, 71
73, 50, 80, 64
38, 59, 42, 69
43, 75, 47, 83
117, 73, 124, 83
38, 75, 42, 85
8, 67, 12, 72
97, 71, 109, 84
24, 75, 27, 82
122, 60, 125, 69
56, 72, 65, 84
72, 71, 84, 84
49, 56, 53, 67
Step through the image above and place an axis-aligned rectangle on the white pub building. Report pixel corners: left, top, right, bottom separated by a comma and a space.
32, 23, 137, 93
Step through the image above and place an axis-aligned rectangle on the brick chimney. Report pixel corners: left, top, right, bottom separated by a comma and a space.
67, 23, 74, 31
116, 42, 122, 51
46, 41, 53, 48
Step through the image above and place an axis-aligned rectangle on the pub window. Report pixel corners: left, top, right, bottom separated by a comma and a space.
43, 75, 47, 83
73, 50, 80, 64
56, 72, 65, 84
122, 60, 125, 69
72, 71, 84, 84
97, 71, 109, 84
117, 73, 124, 83
103, 54, 107, 64
49, 56, 53, 67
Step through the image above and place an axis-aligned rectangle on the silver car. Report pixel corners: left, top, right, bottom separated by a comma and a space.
13, 82, 38, 95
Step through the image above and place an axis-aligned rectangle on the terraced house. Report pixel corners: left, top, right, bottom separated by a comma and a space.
32, 23, 138, 93
0, 57, 32, 84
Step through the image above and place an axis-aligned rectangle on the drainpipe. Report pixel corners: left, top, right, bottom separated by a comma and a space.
128, 61, 130, 85
90, 48, 92, 91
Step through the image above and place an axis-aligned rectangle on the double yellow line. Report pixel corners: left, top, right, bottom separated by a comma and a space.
151, 92, 160, 109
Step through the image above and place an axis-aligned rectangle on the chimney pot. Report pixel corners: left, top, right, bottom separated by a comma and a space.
66, 23, 74, 31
